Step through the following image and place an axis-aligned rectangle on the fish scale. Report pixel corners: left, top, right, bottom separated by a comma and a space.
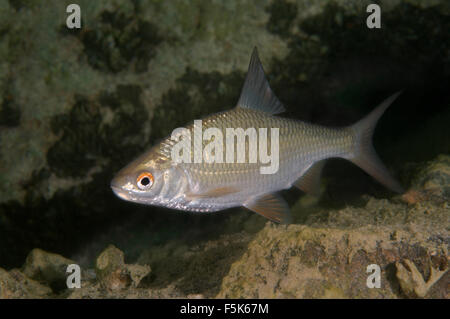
170, 108, 352, 202
111, 47, 404, 223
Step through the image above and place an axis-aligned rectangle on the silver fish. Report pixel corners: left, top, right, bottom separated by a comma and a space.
111, 48, 403, 223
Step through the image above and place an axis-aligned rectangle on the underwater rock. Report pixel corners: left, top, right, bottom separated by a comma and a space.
21, 248, 75, 292
395, 259, 448, 298
217, 222, 448, 298
95, 245, 150, 290
217, 155, 449, 298
411, 155, 450, 198
401, 155, 450, 205
0, 267, 52, 298
134, 231, 252, 298
95, 245, 129, 290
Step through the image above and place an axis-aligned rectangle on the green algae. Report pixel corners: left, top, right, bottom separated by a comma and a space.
151, 68, 244, 139
0, 94, 20, 127
61, 3, 162, 73
7, 0, 35, 11
47, 85, 148, 178
266, 0, 298, 39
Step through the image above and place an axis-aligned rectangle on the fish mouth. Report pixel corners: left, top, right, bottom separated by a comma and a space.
111, 185, 132, 201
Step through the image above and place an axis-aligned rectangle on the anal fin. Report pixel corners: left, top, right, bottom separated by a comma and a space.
244, 193, 291, 224
293, 160, 325, 196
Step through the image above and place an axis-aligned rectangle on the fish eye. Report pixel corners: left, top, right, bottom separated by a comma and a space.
136, 172, 154, 190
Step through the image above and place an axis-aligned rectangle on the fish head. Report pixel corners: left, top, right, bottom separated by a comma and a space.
110, 148, 188, 207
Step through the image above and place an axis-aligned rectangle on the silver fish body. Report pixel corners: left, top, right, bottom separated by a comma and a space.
159, 109, 352, 211
111, 48, 403, 223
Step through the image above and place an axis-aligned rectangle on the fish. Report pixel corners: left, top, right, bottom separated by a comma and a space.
111, 47, 404, 224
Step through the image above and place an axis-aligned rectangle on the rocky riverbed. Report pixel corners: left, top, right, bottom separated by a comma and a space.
1, 155, 448, 298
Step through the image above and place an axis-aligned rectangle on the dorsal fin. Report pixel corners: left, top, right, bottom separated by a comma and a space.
236, 47, 285, 115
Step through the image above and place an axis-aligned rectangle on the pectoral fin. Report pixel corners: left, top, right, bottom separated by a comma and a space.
293, 160, 326, 196
244, 193, 291, 224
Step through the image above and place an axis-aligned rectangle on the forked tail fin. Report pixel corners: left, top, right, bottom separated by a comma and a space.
349, 92, 404, 193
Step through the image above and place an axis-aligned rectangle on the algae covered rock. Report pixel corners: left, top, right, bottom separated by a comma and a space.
411, 155, 450, 198
396, 259, 448, 298
218, 222, 448, 298
95, 245, 150, 290
0, 267, 52, 299
21, 248, 75, 291
217, 154, 449, 299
